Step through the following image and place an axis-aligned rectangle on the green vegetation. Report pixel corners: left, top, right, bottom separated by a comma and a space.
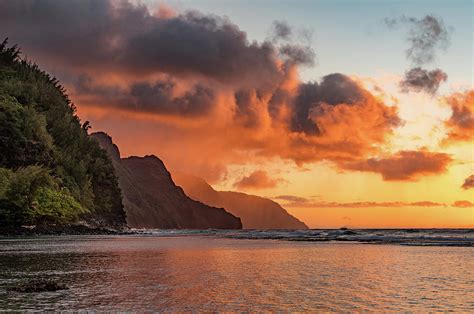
0, 39, 125, 230
0, 166, 86, 226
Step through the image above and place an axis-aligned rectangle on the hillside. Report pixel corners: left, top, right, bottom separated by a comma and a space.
0, 40, 126, 232
172, 172, 308, 229
91, 132, 242, 229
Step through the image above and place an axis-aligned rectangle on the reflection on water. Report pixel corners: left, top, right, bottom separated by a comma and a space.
0, 235, 473, 311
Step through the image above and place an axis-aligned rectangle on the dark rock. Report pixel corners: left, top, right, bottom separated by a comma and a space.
91, 132, 242, 229
0, 225, 120, 236
9, 280, 68, 293
172, 172, 308, 229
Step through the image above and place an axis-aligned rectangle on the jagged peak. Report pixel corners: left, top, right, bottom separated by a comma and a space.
90, 131, 121, 161
123, 155, 166, 167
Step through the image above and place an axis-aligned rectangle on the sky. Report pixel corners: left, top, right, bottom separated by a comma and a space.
0, 0, 472, 228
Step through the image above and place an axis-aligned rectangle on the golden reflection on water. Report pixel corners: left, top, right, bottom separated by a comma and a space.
0, 236, 473, 311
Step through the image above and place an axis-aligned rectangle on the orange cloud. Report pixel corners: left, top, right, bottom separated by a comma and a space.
152, 4, 176, 19
340, 150, 452, 181
273, 195, 312, 203
452, 200, 474, 208
444, 89, 474, 143
279, 200, 446, 208
233, 170, 284, 190
462, 174, 474, 190
76, 70, 403, 183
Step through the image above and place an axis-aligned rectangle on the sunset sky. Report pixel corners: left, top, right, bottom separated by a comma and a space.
1, 0, 472, 228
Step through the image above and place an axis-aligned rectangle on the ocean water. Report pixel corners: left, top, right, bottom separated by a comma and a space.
139, 228, 474, 246
0, 232, 473, 311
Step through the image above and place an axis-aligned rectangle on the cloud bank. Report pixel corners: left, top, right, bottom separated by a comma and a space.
0, 1, 457, 184
275, 197, 474, 209
278, 200, 447, 208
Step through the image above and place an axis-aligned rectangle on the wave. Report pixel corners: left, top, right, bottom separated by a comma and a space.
128, 228, 474, 247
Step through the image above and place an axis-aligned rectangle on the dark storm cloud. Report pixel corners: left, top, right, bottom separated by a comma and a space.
0, 0, 320, 117
130, 81, 215, 116
462, 175, 474, 190
311, 73, 366, 105
279, 44, 316, 66
399, 67, 448, 94
75, 75, 123, 98
268, 20, 316, 66
76, 76, 215, 116
290, 73, 365, 134
233, 89, 264, 128
269, 20, 292, 42
0, 0, 282, 88
384, 14, 452, 65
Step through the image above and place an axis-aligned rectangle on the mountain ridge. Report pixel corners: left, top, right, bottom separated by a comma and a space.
91, 132, 242, 229
172, 172, 308, 229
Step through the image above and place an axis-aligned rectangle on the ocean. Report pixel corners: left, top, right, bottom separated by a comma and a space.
0, 230, 473, 311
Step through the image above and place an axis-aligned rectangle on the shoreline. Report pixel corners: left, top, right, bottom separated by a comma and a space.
0, 225, 124, 237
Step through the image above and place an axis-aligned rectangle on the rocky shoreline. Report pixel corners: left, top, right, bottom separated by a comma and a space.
0, 224, 125, 237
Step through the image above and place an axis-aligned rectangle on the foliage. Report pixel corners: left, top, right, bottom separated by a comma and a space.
33, 187, 86, 225
0, 39, 125, 229
4, 166, 54, 212
0, 166, 88, 226
0, 95, 54, 168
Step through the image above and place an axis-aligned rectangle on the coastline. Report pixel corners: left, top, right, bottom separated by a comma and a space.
0, 225, 124, 237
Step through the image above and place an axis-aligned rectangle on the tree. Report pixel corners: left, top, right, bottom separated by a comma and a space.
0, 39, 126, 229
33, 187, 87, 225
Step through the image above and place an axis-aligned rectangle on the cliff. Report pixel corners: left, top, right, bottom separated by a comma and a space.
91, 132, 242, 229
172, 172, 308, 229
